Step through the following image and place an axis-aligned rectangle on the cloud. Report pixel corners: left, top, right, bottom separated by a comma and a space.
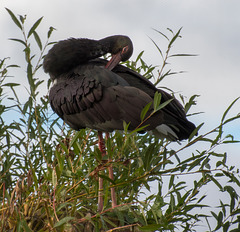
1, 0, 239, 136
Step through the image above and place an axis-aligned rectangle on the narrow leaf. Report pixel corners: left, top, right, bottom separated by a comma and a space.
6, 8, 22, 30
152, 28, 169, 40
221, 97, 240, 123
169, 175, 174, 189
141, 102, 152, 121
27, 17, 43, 38
52, 168, 57, 187
143, 143, 155, 171
9, 38, 26, 46
169, 27, 182, 48
149, 36, 164, 59
140, 224, 162, 231
155, 98, 173, 112
188, 122, 204, 141
136, 50, 144, 62
48, 26, 56, 38
3, 83, 20, 87
33, 31, 42, 50
153, 92, 161, 111
20, 219, 33, 232
169, 54, 198, 58
54, 217, 75, 228
27, 63, 34, 87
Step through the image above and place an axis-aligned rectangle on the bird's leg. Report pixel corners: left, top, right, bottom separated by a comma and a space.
97, 132, 117, 211
105, 132, 117, 208
97, 131, 106, 212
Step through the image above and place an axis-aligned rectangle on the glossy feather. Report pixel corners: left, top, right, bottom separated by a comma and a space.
44, 36, 196, 141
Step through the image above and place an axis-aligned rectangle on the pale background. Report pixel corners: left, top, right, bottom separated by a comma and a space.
1, 1, 240, 230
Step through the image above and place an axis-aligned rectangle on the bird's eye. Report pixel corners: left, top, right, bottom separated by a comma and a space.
122, 46, 129, 54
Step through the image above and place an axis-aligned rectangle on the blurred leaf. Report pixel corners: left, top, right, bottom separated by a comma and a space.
20, 219, 33, 232
169, 53, 198, 57
48, 26, 56, 38
52, 168, 57, 187
140, 224, 162, 231
143, 143, 156, 171
54, 217, 75, 228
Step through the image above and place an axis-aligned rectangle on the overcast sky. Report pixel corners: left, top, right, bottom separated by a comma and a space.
1, 0, 239, 145
1, 1, 240, 230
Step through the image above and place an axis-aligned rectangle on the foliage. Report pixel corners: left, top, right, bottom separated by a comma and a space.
0, 8, 240, 232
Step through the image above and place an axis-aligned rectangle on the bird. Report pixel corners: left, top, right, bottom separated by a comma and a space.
43, 35, 196, 211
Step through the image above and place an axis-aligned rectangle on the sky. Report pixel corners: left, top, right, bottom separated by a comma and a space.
1, 0, 240, 229
1, 0, 239, 154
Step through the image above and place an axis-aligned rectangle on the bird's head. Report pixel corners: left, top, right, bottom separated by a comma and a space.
105, 35, 133, 70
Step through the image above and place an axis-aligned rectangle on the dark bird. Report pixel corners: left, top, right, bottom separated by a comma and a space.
43, 35, 196, 211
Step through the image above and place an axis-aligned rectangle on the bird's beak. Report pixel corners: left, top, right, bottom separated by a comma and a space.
105, 51, 122, 71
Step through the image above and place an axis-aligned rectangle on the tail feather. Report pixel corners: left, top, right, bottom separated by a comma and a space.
150, 119, 196, 141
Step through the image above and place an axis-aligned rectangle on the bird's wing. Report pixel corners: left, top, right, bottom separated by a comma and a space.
91, 59, 187, 119
49, 64, 154, 132
108, 60, 196, 139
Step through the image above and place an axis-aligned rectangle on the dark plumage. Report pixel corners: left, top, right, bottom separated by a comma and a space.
43, 35, 196, 141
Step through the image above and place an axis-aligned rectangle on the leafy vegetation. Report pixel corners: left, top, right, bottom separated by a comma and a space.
0, 8, 240, 232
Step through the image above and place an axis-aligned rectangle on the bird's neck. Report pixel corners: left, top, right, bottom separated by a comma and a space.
98, 36, 119, 54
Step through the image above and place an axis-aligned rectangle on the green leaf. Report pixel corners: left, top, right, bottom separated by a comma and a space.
149, 36, 164, 59
48, 26, 56, 38
54, 217, 75, 228
27, 17, 43, 38
209, 175, 222, 190
169, 53, 198, 58
188, 122, 204, 141
223, 114, 240, 126
215, 211, 223, 231
33, 31, 42, 50
155, 98, 173, 112
52, 168, 57, 187
153, 92, 161, 111
6, 8, 22, 30
143, 143, 156, 171
169, 27, 182, 48
27, 63, 34, 92
221, 97, 240, 123
3, 83, 20, 87
9, 38, 26, 46
69, 131, 81, 147
20, 219, 33, 232
152, 28, 169, 41
184, 94, 200, 113
140, 224, 162, 231
136, 50, 144, 62
169, 175, 174, 190
141, 102, 152, 121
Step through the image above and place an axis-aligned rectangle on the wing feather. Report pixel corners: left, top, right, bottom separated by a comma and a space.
49, 60, 196, 140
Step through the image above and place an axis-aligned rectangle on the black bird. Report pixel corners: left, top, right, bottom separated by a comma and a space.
43, 35, 196, 211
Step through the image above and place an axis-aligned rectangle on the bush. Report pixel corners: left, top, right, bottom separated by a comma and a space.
0, 9, 240, 232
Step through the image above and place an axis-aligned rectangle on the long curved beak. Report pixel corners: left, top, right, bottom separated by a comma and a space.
105, 52, 122, 71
